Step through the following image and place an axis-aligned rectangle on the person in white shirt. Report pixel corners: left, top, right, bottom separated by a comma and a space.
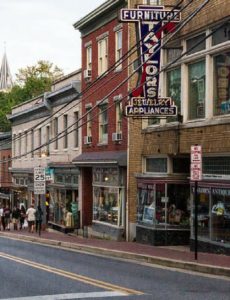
0, 205, 4, 230
26, 204, 36, 233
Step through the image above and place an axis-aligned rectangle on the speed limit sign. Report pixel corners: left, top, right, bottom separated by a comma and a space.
34, 167, 46, 182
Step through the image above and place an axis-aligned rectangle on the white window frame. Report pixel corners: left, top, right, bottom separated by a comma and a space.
98, 37, 108, 76
115, 30, 122, 71
99, 103, 108, 144
86, 46, 92, 70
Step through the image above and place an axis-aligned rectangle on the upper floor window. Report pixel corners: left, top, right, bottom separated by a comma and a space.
46, 126, 50, 156
53, 117, 58, 150
18, 133, 22, 158
115, 101, 122, 133
98, 37, 108, 75
115, 30, 122, 71
145, 157, 167, 173
38, 128, 42, 157
86, 46, 92, 70
74, 111, 79, 148
188, 60, 205, 120
31, 129, 34, 158
99, 103, 108, 144
63, 115, 68, 149
213, 52, 230, 116
212, 22, 230, 46
86, 107, 92, 137
24, 131, 27, 158
167, 68, 181, 122
144, 0, 162, 4
186, 33, 206, 55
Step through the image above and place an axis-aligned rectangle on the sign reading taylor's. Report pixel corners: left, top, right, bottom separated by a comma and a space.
120, 5, 181, 117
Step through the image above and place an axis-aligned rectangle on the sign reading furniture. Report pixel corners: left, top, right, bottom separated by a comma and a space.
120, 5, 180, 117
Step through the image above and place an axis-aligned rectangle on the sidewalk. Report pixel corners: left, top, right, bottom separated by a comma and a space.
0, 228, 230, 277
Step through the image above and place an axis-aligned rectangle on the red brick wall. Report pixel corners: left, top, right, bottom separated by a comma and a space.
81, 18, 128, 153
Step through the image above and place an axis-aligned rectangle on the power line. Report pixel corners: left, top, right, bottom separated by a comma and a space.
7, 0, 212, 163
2, 0, 187, 148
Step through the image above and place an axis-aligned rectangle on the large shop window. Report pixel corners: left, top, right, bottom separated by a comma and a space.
137, 183, 190, 227
93, 187, 122, 226
191, 187, 230, 244
213, 52, 230, 116
167, 68, 181, 122
188, 61, 206, 120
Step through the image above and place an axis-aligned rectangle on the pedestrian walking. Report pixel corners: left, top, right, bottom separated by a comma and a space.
19, 205, 26, 230
0, 205, 4, 230
12, 206, 20, 230
35, 205, 43, 236
4, 205, 11, 231
26, 204, 36, 233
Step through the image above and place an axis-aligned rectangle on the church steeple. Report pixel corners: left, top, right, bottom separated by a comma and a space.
0, 50, 13, 91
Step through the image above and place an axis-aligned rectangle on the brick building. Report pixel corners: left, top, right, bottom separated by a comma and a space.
127, 0, 230, 254
0, 132, 11, 205
73, 0, 128, 240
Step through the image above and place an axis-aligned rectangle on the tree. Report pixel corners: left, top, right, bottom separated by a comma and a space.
0, 60, 63, 131
16, 60, 63, 99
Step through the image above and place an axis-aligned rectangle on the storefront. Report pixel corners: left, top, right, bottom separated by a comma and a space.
136, 176, 190, 246
73, 151, 127, 241
47, 164, 79, 233
190, 182, 230, 255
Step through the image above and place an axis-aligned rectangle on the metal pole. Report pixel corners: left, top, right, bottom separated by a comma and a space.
194, 180, 198, 260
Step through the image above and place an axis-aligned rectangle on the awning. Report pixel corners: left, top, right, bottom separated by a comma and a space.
72, 151, 127, 167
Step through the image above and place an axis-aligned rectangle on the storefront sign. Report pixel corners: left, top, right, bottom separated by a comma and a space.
120, 5, 180, 117
45, 168, 54, 182
191, 145, 202, 181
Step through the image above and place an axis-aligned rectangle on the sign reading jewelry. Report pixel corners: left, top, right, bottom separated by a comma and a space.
120, 5, 181, 117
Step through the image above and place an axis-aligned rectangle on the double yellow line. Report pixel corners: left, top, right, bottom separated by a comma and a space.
0, 252, 143, 296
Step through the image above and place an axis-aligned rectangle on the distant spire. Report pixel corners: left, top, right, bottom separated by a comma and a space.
0, 48, 13, 91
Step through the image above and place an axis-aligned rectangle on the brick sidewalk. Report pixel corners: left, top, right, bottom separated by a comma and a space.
1, 228, 230, 276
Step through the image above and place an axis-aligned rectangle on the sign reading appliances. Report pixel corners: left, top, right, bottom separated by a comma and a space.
120, 5, 180, 117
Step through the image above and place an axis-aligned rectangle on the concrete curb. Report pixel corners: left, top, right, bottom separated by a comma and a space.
1, 232, 230, 278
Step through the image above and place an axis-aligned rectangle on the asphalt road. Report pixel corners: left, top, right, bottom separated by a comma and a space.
0, 236, 229, 300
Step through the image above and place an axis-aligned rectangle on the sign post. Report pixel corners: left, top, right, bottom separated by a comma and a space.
34, 167, 46, 236
190, 145, 202, 260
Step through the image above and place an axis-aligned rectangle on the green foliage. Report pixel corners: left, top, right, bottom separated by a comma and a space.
0, 60, 63, 132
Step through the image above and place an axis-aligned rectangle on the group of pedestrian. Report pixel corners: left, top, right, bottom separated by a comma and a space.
0, 203, 43, 233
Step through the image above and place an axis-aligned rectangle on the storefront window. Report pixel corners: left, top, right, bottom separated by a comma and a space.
188, 61, 205, 120
211, 189, 230, 243
93, 167, 119, 185
213, 52, 230, 116
93, 186, 122, 226
137, 183, 190, 227
186, 33, 206, 54
167, 68, 181, 122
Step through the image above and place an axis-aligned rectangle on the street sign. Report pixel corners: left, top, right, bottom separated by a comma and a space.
34, 181, 46, 195
34, 167, 46, 182
190, 145, 202, 181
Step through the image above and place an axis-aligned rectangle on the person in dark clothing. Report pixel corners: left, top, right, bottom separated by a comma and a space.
12, 206, 20, 230
35, 205, 43, 235
4, 205, 11, 230
19, 205, 26, 230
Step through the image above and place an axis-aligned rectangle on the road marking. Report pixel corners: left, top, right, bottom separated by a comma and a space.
0, 252, 143, 296
2, 291, 126, 300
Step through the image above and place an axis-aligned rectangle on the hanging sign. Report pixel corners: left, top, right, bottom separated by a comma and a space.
120, 5, 180, 117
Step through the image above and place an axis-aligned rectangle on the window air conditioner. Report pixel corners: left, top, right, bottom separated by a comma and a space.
84, 135, 92, 144
83, 69, 92, 80
112, 132, 122, 142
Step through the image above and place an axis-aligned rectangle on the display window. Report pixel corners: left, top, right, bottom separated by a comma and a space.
191, 186, 230, 244
93, 186, 122, 226
137, 182, 190, 228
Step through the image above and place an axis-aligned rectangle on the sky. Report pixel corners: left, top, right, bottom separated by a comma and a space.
0, 0, 105, 79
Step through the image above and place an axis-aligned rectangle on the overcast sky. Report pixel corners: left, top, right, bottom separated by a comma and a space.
0, 0, 105, 79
